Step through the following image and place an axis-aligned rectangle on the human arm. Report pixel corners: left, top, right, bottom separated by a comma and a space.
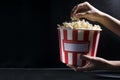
71, 2, 120, 36
67, 55, 120, 71
68, 1, 120, 71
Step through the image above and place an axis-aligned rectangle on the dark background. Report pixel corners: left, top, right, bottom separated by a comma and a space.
0, 0, 120, 68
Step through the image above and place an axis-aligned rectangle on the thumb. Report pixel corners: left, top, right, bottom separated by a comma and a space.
80, 55, 93, 61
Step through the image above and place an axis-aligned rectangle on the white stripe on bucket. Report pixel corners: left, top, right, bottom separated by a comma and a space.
77, 30, 82, 66
67, 30, 73, 40
78, 30, 84, 40
67, 30, 73, 64
60, 29, 64, 40
88, 31, 94, 56
68, 52, 73, 65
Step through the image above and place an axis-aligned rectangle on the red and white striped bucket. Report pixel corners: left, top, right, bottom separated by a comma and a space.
58, 28, 102, 66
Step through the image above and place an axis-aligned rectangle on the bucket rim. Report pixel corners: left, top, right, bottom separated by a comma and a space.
57, 27, 102, 31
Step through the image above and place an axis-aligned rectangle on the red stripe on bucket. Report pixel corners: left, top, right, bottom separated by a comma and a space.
73, 30, 78, 41
64, 51, 68, 64
81, 52, 87, 66
58, 29, 62, 61
84, 31, 89, 41
64, 30, 67, 40
91, 31, 98, 57
72, 53, 77, 65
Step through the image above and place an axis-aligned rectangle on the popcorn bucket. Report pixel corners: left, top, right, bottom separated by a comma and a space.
58, 28, 102, 66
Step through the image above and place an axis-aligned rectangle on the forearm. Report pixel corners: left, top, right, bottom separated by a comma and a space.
109, 61, 120, 70
98, 13, 120, 36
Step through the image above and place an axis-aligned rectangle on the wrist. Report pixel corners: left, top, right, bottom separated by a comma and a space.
96, 11, 108, 23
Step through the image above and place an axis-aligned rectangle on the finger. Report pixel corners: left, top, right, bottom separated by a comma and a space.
71, 6, 77, 17
75, 13, 86, 18
66, 64, 77, 71
77, 66, 92, 71
72, 3, 84, 18
75, 11, 91, 19
78, 2, 91, 9
76, 2, 90, 11
80, 55, 93, 61
73, 4, 79, 14
72, 2, 90, 18
77, 64, 94, 71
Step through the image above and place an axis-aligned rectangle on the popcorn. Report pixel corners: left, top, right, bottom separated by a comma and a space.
57, 19, 102, 30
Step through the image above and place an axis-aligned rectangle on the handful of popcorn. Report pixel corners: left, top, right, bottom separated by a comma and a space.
58, 18, 102, 30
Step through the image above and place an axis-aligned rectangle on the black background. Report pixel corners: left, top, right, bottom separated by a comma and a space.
0, 0, 120, 68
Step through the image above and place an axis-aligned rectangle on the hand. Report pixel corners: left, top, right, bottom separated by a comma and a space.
67, 55, 113, 71
71, 2, 105, 22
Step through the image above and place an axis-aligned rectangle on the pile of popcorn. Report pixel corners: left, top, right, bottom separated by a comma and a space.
58, 18, 102, 30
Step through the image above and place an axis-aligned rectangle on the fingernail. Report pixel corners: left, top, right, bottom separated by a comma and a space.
75, 14, 78, 17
